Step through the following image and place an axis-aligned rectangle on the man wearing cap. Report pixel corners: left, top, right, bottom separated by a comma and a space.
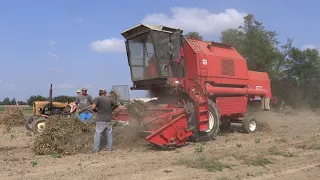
75, 88, 94, 121
99, 89, 104, 96
91, 89, 118, 153
77, 90, 81, 96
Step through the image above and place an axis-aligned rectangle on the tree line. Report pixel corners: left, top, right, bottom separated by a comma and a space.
0, 97, 22, 105
0, 95, 77, 106
185, 14, 320, 109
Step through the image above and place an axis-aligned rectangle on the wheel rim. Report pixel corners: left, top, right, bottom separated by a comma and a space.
36, 122, 46, 132
205, 112, 214, 133
249, 120, 257, 131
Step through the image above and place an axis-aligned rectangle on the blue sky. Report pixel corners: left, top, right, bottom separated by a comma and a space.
0, 0, 319, 101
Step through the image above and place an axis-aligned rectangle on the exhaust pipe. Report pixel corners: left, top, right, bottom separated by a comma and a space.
48, 84, 53, 115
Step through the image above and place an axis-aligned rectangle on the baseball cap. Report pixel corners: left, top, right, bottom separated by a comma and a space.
77, 90, 81, 93
81, 88, 88, 91
99, 89, 107, 94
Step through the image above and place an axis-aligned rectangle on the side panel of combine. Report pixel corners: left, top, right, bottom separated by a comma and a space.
195, 41, 250, 81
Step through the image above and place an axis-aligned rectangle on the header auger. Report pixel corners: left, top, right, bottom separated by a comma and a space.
117, 23, 272, 147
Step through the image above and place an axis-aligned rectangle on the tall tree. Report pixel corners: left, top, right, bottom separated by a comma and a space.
220, 14, 300, 104
221, 29, 245, 51
285, 48, 320, 104
271, 38, 294, 80
11, 98, 16, 105
2, 97, 11, 105
54, 95, 76, 103
17, 100, 27, 105
184, 32, 203, 40
27, 95, 47, 106
220, 14, 280, 73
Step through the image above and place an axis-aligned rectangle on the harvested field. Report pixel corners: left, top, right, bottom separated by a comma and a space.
0, 110, 320, 180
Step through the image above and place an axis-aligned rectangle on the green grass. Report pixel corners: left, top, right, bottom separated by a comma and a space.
218, 177, 231, 180
174, 156, 231, 172
194, 144, 205, 153
248, 156, 273, 167
268, 145, 295, 157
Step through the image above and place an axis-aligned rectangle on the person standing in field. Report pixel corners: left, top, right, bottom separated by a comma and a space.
75, 88, 94, 121
91, 89, 118, 153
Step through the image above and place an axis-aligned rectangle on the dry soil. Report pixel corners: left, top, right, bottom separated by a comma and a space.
0, 110, 320, 180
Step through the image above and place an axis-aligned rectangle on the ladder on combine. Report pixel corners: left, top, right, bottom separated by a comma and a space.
187, 39, 210, 135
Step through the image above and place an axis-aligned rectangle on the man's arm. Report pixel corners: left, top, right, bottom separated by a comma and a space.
88, 95, 93, 104
92, 97, 98, 110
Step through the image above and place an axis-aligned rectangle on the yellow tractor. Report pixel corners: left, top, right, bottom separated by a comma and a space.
25, 84, 77, 133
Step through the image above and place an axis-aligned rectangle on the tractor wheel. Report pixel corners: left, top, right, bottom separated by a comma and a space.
199, 99, 221, 141
31, 118, 48, 133
242, 117, 258, 133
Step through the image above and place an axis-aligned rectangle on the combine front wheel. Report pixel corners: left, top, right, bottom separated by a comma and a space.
242, 117, 258, 133
31, 118, 48, 133
199, 99, 220, 141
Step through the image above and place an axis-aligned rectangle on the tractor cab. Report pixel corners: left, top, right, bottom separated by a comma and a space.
121, 24, 185, 90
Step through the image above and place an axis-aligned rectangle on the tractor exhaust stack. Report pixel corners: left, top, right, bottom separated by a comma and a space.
48, 84, 53, 115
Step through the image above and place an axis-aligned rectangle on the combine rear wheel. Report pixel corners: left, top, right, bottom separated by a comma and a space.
242, 117, 258, 133
31, 118, 48, 133
199, 99, 220, 141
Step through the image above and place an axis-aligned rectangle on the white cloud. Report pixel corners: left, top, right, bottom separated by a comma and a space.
48, 51, 58, 59
49, 40, 57, 46
91, 38, 125, 53
141, 7, 247, 36
302, 45, 317, 50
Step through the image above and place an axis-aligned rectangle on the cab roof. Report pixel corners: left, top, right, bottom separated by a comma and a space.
121, 23, 184, 39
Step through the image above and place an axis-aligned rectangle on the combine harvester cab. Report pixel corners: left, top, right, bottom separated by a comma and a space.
116, 24, 272, 148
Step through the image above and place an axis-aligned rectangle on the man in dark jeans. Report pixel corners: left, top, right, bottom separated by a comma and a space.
92, 89, 118, 153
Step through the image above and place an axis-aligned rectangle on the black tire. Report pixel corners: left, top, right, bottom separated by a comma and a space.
242, 117, 258, 133
31, 118, 48, 133
199, 99, 221, 141
186, 102, 199, 142
220, 119, 231, 131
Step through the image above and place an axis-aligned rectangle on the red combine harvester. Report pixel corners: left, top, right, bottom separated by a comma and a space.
113, 24, 272, 147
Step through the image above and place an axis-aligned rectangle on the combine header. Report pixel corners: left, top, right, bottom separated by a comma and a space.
115, 24, 272, 147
